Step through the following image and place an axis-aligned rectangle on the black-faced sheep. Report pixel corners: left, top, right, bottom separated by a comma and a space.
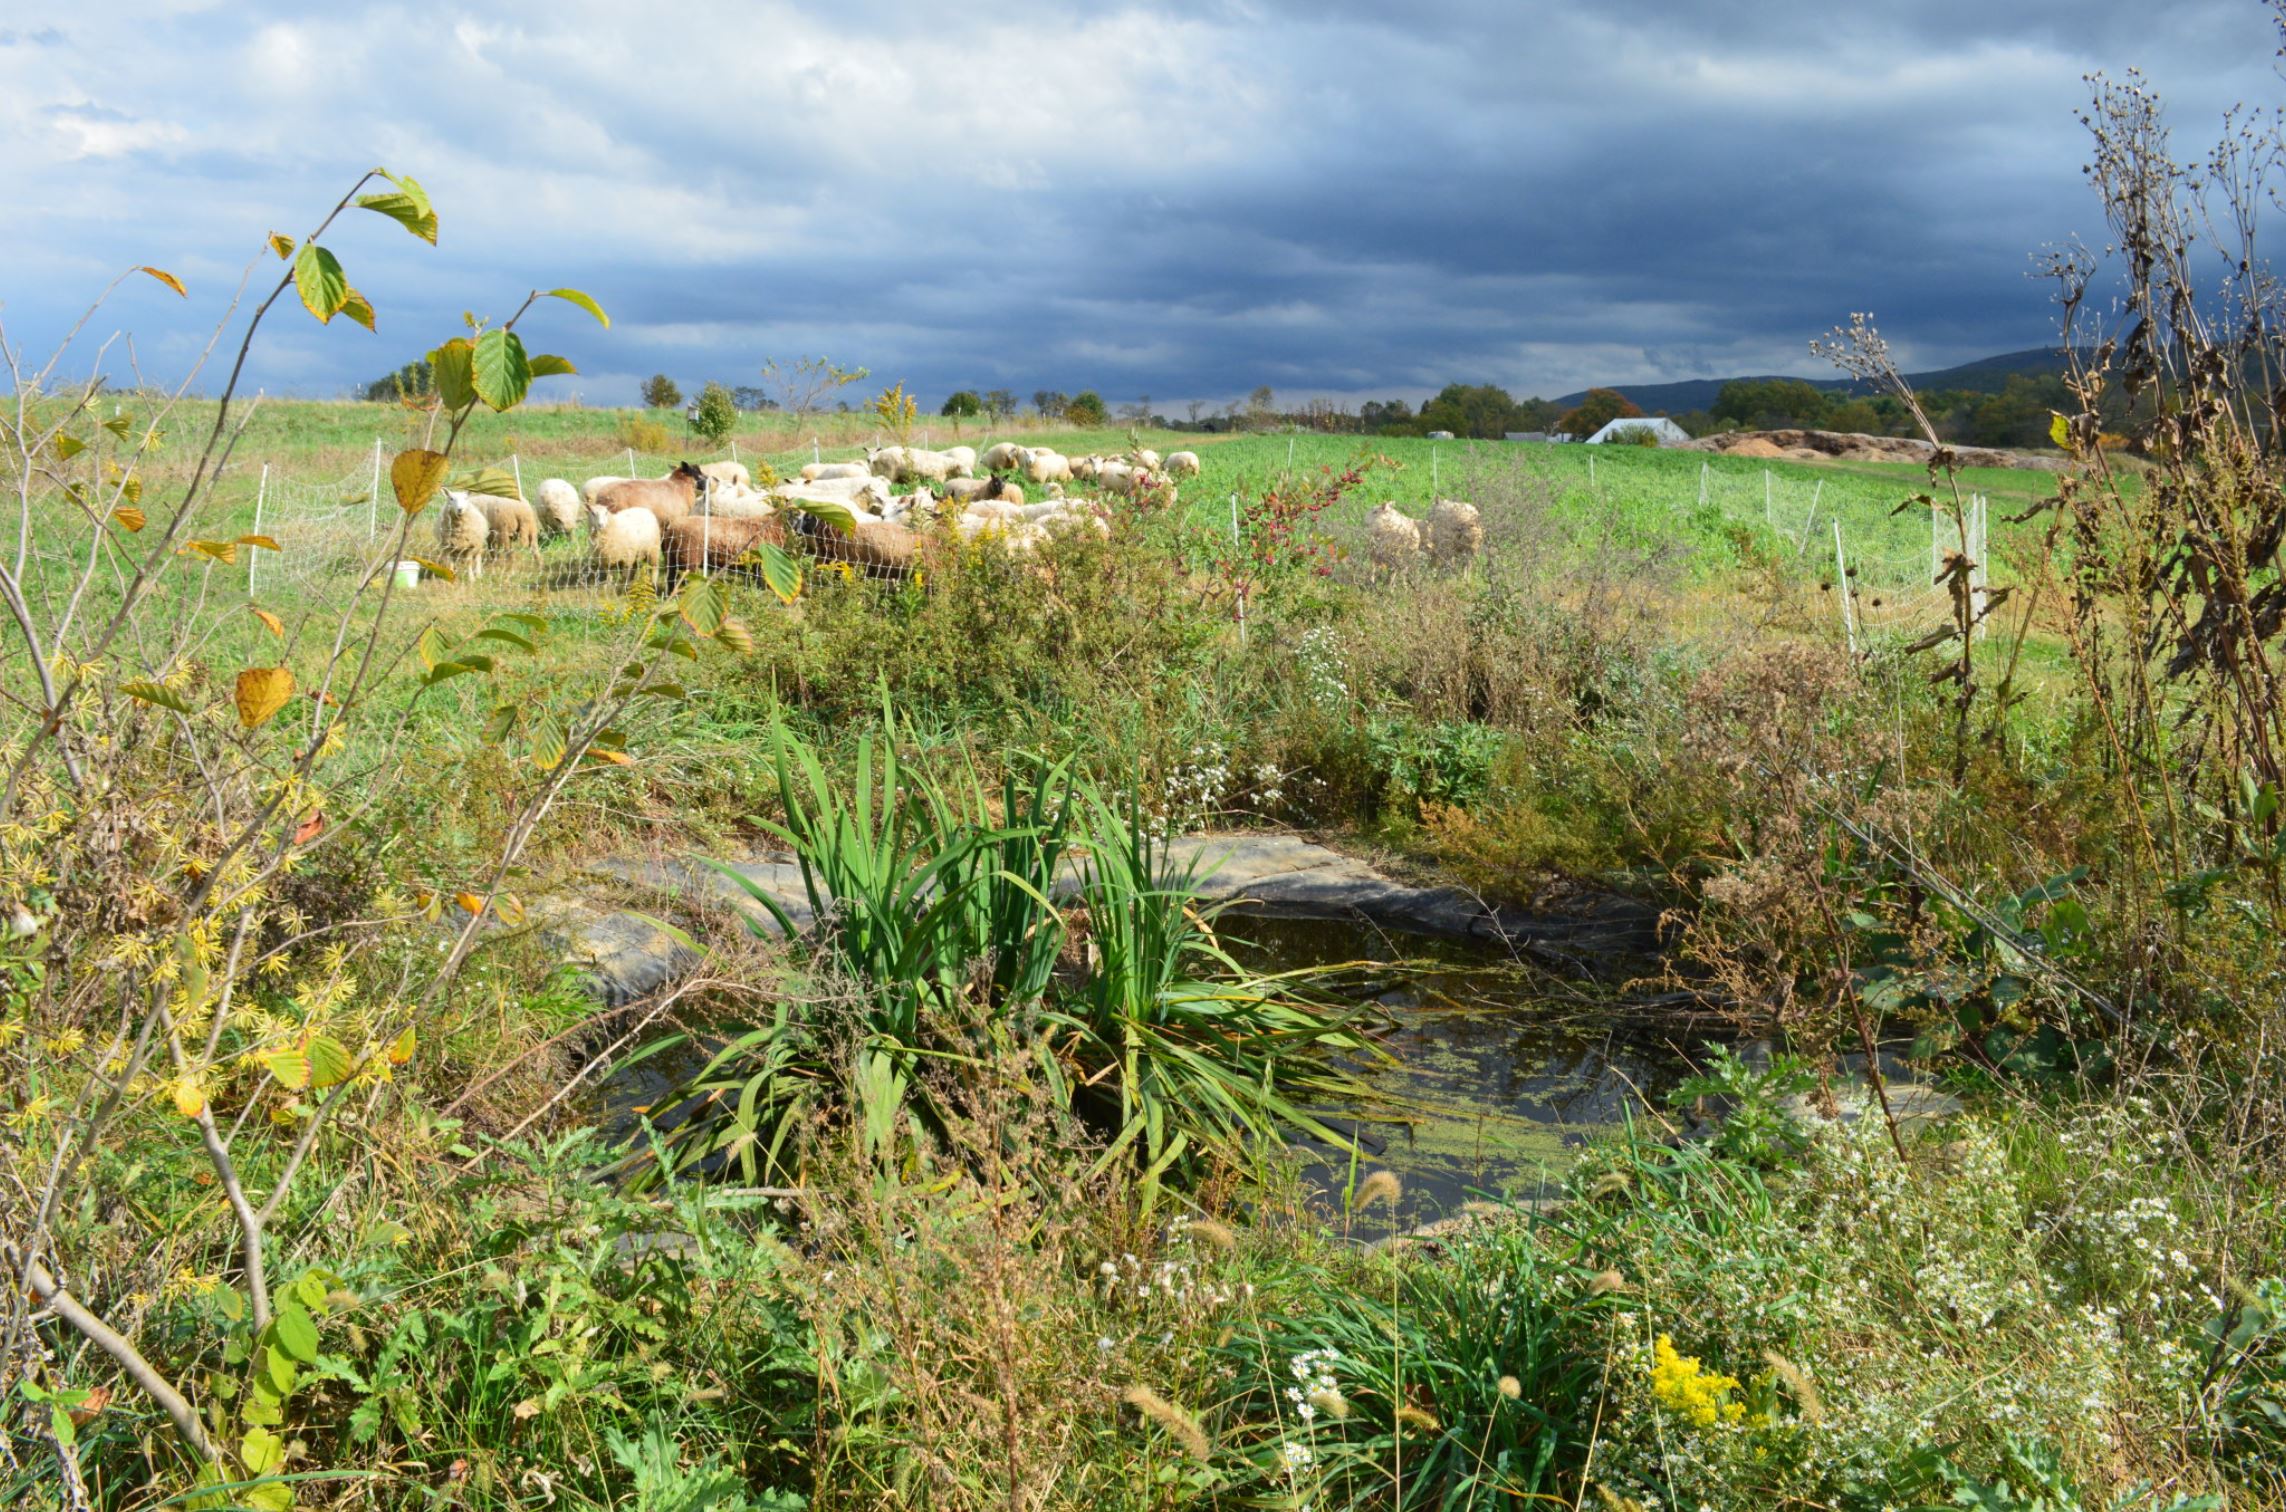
698, 460, 750, 491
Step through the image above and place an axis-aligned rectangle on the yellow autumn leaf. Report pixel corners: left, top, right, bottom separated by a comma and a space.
250, 607, 284, 638
453, 892, 486, 917
172, 1079, 206, 1117
391, 449, 449, 514
387, 1025, 416, 1065
138, 266, 188, 298
111, 505, 146, 533
234, 667, 294, 729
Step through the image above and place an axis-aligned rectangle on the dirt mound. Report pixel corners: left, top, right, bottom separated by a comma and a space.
1721, 436, 1790, 459
1688, 429, 2063, 473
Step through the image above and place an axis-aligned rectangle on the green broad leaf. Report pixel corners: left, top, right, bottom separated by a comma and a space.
678, 574, 722, 634
786, 497, 856, 534
262, 1047, 311, 1091
53, 433, 85, 461
338, 288, 377, 332
292, 1272, 330, 1312
239, 1395, 283, 1427
528, 353, 578, 378
49, 1404, 75, 1449
472, 627, 534, 651
306, 1035, 354, 1089
483, 704, 519, 742
421, 660, 482, 687
239, 1423, 286, 1475
272, 1305, 321, 1365
379, 170, 432, 217
527, 709, 568, 771
446, 465, 522, 502
415, 625, 450, 672
262, 1343, 297, 1396
543, 288, 609, 327
218, 1289, 246, 1325
753, 542, 802, 604
101, 414, 132, 439
428, 338, 476, 410
470, 327, 532, 412
292, 245, 349, 324
635, 682, 688, 701
355, 190, 439, 244
121, 679, 192, 714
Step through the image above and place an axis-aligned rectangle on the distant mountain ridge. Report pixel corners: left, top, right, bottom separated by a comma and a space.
1550, 347, 2070, 415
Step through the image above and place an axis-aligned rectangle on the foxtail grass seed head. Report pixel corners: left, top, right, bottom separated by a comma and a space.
1589, 1269, 1626, 1295
1121, 1385, 1211, 1460
1356, 1170, 1402, 1211
1185, 1217, 1237, 1250
1497, 1375, 1522, 1400
1307, 1387, 1350, 1421
1761, 1349, 1825, 1424
1395, 1403, 1440, 1433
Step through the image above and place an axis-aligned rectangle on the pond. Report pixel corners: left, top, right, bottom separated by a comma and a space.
1216, 914, 1715, 1224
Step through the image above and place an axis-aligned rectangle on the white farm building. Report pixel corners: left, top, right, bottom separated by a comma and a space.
1584, 416, 1691, 446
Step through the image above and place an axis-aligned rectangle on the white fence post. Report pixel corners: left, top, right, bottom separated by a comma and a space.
1763, 469, 1773, 529
250, 464, 268, 596
1432, 446, 1439, 495
627, 446, 637, 479
1588, 452, 1595, 490
511, 452, 524, 503
1972, 494, 1990, 635
1698, 461, 1709, 508
729, 438, 739, 468
1230, 493, 1244, 644
813, 436, 821, 466
368, 438, 382, 539
1799, 480, 1823, 551
1832, 519, 1856, 656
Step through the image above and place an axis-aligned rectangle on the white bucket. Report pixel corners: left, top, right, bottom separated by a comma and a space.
392, 560, 422, 591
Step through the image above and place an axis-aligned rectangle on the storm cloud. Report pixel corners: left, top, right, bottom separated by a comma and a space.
0, 0, 2274, 408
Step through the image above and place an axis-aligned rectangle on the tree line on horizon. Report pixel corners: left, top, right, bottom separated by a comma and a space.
361, 359, 2098, 452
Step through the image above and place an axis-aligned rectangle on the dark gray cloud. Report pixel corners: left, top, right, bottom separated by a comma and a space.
0, 0, 2276, 409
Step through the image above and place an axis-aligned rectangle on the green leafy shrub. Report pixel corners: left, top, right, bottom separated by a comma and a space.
691, 381, 737, 446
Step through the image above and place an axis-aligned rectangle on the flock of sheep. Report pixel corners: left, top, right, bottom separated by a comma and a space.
426, 439, 1476, 588
1368, 498, 1481, 575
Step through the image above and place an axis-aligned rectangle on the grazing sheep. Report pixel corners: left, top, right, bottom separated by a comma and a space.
1021, 449, 1073, 485
535, 478, 583, 537
703, 484, 779, 521
802, 514, 923, 574
1069, 454, 1102, 482
1367, 502, 1422, 577
866, 446, 907, 479
1132, 448, 1162, 470
580, 475, 631, 508
943, 474, 1028, 505
801, 461, 871, 482
434, 492, 489, 576
698, 460, 750, 491
1097, 462, 1151, 497
943, 446, 976, 475
464, 491, 538, 554
592, 461, 703, 529
662, 513, 786, 585
882, 487, 940, 527
774, 476, 893, 513
590, 504, 663, 579
960, 497, 1026, 524
1165, 451, 1202, 479
892, 447, 964, 484
1427, 498, 1483, 566
981, 441, 1025, 472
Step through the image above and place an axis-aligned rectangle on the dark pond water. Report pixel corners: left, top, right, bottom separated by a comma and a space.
1215, 914, 1715, 1220
589, 912, 1720, 1222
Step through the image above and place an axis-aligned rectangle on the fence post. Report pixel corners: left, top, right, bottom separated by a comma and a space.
1972, 494, 1989, 635
627, 446, 637, 480
511, 452, 524, 503
250, 464, 268, 597
1763, 469, 1772, 529
1699, 461, 1708, 508
1230, 493, 1244, 645
368, 438, 382, 539
1588, 452, 1595, 490
1432, 445, 1439, 495
1799, 479, 1823, 551
813, 436, 821, 466
729, 438, 739, 467
1832, 519, 1856, 656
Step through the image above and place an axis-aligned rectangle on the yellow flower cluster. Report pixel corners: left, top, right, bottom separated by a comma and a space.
1650, 1334, 1745, 1429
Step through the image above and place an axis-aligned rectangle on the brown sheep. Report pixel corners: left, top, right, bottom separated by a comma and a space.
471, 493, 539, 553
661, 513, 788, 586
591, 461, 704, 529
800, 513, 923, 575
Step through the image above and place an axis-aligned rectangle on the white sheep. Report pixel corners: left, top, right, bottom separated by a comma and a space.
466, 491, 539, 553
1367, 502, 1422, 577
1427, 498, 1483, 567
943, 446, 976, 475
535, 478, 583, 537
802, 461, 871, 482
590, 504, 662, 579
434, 492, 490, 576
1165, 451, 1202, 479
895, 447, 963, 484
1021, 449, 1073, 485
698, 460, 750, 491
703, 484, 779, 521
1069, 454, 1102, 482
773, 475, 892, 511
1132, 448, 1162, 470
867, 446, 907, 480
981, 441, 1025, 472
